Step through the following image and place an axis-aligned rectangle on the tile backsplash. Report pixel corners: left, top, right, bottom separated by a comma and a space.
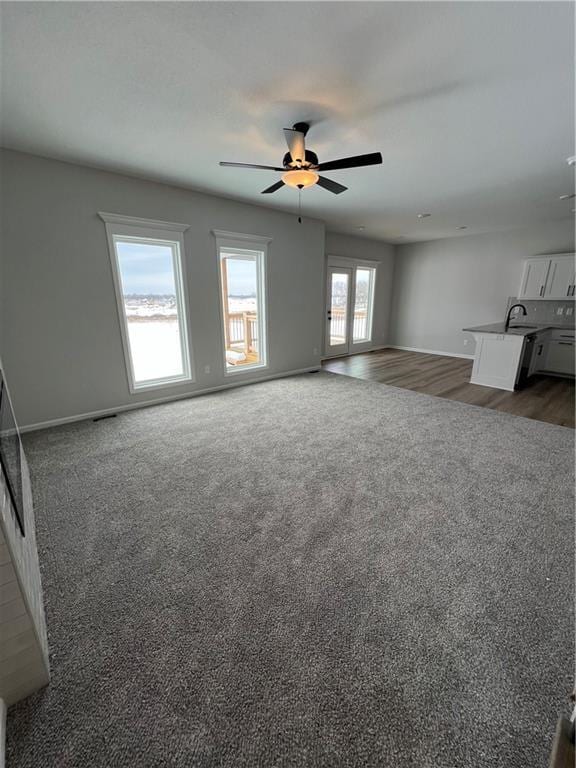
506, 297, 575, 328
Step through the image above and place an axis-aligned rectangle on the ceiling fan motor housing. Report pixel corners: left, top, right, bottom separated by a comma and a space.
292, 121, 310, 136
283, 149, 319, 169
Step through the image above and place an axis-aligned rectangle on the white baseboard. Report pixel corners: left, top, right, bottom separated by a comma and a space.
20, 366, 321, 433
386, 345, 474, 360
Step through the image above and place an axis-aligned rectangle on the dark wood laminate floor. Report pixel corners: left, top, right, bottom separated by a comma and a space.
322, 348, 575, 428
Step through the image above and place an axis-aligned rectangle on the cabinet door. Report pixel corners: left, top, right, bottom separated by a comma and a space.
544, 256, 575, 299
544, 340, 574, 375
528, 332, 550, 375
518, 259, 550, 299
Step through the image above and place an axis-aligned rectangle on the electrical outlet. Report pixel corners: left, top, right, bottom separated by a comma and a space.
204, 365, 210, 375
463, 339, 468, 346
313, 347, 318, 355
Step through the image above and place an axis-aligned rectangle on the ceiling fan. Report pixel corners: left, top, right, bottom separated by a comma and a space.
219, 122, 382, 195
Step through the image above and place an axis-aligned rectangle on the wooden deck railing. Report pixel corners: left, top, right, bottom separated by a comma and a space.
330, 308, 368, 342
224, 311, 258, 354
224, 307, 368, 355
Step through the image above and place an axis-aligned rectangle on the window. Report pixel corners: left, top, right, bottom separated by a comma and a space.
100, 213, 193, 391
352, 267, 376, 344
214, 231, 269, 374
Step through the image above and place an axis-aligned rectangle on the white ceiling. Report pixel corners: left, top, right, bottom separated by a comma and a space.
1, 2, 574, 243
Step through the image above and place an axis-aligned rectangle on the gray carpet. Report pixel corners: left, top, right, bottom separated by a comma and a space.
6, 372, 574, 767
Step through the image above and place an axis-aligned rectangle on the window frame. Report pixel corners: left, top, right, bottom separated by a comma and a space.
213, 230, 271, 376
99, 212, 195, 393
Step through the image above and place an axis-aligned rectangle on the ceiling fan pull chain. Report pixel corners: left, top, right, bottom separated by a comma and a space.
298, 188, 302, 223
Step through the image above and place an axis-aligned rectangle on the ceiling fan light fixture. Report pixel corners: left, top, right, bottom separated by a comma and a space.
281, 169, 319, 189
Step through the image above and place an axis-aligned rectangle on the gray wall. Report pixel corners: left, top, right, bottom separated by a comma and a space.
0, 150, 325, 428
2, 148, 573, 429
325, 232, 395, 350
390, 220, 575, 356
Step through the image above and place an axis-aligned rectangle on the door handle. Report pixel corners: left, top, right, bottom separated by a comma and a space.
539, 285, 544, 296
567, 286, 571, 296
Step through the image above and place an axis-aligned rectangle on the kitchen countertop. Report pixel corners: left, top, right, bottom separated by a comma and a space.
462, 323, 575, 336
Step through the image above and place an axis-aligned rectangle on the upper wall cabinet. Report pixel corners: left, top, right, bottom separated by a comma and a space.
518, 254, 575, 300
545, 256, 575, 299
518, 258, 551, 299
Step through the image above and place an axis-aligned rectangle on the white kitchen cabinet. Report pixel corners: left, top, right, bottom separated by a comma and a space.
518, 258, 551, 299
544, 341, 574, 375
542, 329, 575, 376
469, 332, 526, 390
545, 256, 575, 299
518, 254, 575, 300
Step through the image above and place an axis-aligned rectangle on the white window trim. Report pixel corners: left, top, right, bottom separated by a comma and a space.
99, 212, 195, 393
327, 254, 380, 270
212, 230, 271, 376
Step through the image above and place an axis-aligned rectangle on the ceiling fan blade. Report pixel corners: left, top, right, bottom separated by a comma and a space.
316, 176, 348, 195
219, 161, 284, 171
283, 128, 306, 164
316, 152, 382, 172
261, 180, 285, 194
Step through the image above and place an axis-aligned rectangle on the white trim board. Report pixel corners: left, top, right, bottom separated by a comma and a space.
326, 254, 381, 269
212, 229, 273, 245
386, 345, 474, 360
19, 366, 321, 434
98, 212, 190, 232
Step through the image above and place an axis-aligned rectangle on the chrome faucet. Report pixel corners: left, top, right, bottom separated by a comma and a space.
505, 303, 527, 331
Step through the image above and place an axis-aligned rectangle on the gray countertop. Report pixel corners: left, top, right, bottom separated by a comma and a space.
462, 323, 575, 337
